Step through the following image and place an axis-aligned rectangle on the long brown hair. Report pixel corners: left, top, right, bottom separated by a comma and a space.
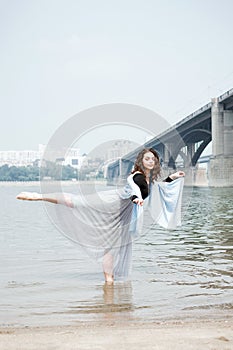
131, 148, 161, 182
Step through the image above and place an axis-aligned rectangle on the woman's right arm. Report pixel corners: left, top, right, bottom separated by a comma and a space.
130, 173, 148, 206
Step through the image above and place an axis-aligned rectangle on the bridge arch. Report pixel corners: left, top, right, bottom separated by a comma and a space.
170, 129, 212, 167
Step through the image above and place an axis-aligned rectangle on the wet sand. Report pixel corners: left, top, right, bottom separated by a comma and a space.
1, 320, 233, 350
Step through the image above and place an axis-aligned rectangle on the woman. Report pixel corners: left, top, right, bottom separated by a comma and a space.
17, 148, 185, 283
130, 148, 184, 206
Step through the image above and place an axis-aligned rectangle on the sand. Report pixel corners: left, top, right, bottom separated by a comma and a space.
1, 320, 233, 350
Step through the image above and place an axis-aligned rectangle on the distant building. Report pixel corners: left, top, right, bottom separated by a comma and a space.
0, 149, 41, 167
0, 144, 86, 169
107, 140, 136, 160
56, 147, 86, 169
85, 140, 137, 178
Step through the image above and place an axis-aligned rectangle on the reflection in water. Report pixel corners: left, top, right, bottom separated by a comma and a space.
103, 281, 133, 309
58, 281, 135, 323
102, 281, 134, 320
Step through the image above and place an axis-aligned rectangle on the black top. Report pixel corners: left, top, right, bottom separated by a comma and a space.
131, 173, 173, 201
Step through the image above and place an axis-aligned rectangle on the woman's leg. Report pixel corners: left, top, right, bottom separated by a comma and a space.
103, 252, 114, 284
16, 192, 74, 207
16, 192, 42, 201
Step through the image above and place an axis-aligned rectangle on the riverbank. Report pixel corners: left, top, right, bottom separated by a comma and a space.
1, 319, 232, 350
0, 180, 108, 186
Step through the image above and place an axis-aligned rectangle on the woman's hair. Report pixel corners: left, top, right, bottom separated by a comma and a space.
131, 148, 161, 182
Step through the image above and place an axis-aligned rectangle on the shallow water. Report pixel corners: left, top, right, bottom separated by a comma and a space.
0, 183, 233, 327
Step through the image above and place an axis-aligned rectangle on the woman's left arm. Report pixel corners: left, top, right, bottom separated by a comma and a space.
163, 171, 185, 182
168, 171, 185, 180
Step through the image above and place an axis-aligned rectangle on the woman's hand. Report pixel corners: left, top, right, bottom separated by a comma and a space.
133, 198, 144, 206
169, 171, 185, 180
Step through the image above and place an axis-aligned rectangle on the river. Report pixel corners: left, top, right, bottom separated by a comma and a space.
0, 183, 232, 327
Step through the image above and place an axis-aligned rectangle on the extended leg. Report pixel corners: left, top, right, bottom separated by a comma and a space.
16, 192, 74, 207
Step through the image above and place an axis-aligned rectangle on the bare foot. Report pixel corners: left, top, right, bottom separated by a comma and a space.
16, 192, 42, 201
104, 272, 114, 284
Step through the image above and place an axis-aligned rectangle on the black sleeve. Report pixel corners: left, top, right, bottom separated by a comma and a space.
163, 176, 173, 182
131, 173, 149, 201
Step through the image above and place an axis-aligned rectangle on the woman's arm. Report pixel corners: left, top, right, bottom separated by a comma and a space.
168, 171, 185, 180
132, 197, 144, 206
129, 173, 148, 206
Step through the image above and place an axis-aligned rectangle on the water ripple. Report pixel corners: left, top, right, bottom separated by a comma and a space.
0, 185, 233, 326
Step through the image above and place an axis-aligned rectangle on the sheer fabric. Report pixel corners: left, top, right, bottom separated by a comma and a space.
55, 176, 184, 280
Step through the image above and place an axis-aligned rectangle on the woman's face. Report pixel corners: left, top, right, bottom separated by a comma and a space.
142, 151, 156, 171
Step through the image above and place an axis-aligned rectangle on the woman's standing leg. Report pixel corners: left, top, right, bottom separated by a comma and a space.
102, 252, 114, 284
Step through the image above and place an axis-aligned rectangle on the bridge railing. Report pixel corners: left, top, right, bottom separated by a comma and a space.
218, 87, 233, 102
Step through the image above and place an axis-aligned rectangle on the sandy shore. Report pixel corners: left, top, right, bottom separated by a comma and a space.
1, 320, 233, 350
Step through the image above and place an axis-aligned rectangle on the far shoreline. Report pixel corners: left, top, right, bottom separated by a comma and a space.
0, 179, 108, 186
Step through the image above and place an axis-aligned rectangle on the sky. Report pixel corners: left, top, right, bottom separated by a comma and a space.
1, 0, 233, 154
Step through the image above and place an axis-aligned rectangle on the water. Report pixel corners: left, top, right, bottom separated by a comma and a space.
0, 183, 233, 327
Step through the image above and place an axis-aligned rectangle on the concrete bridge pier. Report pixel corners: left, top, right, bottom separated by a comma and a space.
163, 142, 177, 170
209, 98, 233, 186
106, 164, 119, 185
187, 143, 195, 166
118, 158, 133, 185
160, 143, 175, 179
163, 143, 171, 168
181, 143, 196, 186
180, 167, 195, 186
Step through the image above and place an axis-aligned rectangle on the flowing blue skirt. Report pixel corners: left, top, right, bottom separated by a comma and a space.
49, 178, 184, 280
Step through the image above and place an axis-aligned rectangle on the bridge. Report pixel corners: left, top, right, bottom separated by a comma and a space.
107, 88, 233, 187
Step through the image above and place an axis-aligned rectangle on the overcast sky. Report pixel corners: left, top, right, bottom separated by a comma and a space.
1, 0, 233, 154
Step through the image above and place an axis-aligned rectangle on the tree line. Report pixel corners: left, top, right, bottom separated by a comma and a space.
0, 162, 103, 181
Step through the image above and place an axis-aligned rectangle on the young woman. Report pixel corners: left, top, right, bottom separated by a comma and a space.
130, 148, 184, 206
17, 148, 185, 283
